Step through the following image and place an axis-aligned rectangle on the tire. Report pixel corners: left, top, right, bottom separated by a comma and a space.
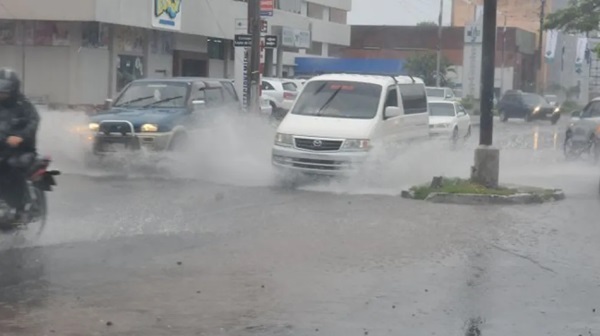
27, 186, 47, 237
563, 134, 581, 161
168, 132, 189, 152
465, 126, 472, 139
499, 110, 508, 122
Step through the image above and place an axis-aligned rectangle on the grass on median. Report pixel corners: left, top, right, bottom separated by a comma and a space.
409, 177, 518, 200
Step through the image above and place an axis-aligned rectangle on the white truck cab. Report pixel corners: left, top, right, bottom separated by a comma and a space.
272, 73, 429, 175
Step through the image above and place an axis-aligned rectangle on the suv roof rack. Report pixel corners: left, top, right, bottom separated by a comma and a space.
312, 71, 416, 84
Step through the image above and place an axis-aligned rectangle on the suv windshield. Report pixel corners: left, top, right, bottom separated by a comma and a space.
113, 82, 189, 108
426, 88, 445, 97
429, 102, 456, 116
291, 81, 382, 119
522, 93, 547, 106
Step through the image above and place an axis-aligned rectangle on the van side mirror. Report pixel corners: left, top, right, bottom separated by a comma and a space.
384, 106, 402, 119
104, 98, 113, 109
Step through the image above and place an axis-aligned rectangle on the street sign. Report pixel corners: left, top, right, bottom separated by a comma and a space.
260, 0, 274, 16
264, 35, 278, 48
234, 34, 252, 47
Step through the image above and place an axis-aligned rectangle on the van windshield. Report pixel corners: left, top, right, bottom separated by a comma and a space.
291, 81, 382, 119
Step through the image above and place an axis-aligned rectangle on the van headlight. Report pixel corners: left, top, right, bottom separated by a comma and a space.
554, 107, 560, 114
275, 133, 294, 147
141, 124, 158, 132
88, 122, 99, 131
533, 106, 541, 114
341, 139, 370, 151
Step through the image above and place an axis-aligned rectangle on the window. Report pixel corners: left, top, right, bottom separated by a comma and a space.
204, 88, 223, 106
307, 3, 324, 19
582, 101, 600, 118
398, 84, 428, 114
221, 81, 239, 102
282, 82, 297, 91
262, 81, 275, 91
429, 102, 456, 116
384, 86, 398, 108
307, 42, 323, 56
291, 81, 382, 119
329, 8, 347, 24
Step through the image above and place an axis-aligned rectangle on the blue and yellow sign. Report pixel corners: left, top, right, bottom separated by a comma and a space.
152, 0, 182, 31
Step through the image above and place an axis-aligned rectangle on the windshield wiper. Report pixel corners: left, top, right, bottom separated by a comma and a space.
142, 95, 184, 108
114, 95, 155, 108
316, 87, 342, 116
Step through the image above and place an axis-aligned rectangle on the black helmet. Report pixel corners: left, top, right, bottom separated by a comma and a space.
0, 68, 20, 95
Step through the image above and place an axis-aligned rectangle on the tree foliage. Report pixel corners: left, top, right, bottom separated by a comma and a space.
544, 0, 600, 33
416, 21, 438, 27
403, 52, 454, 86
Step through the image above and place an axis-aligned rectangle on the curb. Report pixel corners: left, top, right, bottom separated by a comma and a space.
401, 190, 565, 205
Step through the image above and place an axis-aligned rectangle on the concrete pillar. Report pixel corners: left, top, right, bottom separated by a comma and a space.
107, 24, 116, 98
276, 47, 284, 78
471, 145, 500, 188
143, 29, 151, 79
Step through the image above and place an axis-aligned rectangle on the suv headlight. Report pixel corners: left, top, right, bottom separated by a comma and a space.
141, 124, 158, 132
554, 107, 560, 114
275, 133, 294, 147
89, 122, 99, 131
533, 106, 541, 114
341, 139, 370, 151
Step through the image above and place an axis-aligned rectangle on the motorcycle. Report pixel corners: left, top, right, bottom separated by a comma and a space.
0, 154, 60, 234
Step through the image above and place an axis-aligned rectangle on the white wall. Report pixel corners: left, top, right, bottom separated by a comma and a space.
147, 54, 174, 79
308, 0, 352, 11
0, 0, 95, 20
75, 48, 110, 104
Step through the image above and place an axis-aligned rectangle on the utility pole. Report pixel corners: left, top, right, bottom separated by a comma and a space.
537, 0, 546, 93
247, 0, 261, 113
500, 13, 506, 96
435, 0, 444, 87
471, 0, 499, 188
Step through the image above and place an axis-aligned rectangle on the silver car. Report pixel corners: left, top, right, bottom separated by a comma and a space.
564, 97, 600, 162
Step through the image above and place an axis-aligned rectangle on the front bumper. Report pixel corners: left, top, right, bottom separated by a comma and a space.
93, 132, 172, 154
272, 145, 369, 176
429, 127, 453, 139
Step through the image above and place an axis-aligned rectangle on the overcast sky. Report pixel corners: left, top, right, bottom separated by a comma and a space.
348, 0, 453, 26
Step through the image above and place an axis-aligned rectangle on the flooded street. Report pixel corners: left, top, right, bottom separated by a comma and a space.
1, 113, 599, 335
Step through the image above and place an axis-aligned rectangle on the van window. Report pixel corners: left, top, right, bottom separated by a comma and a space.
384, 86, 398, 108
399, 84, 428, 114
291, 81, 382, 119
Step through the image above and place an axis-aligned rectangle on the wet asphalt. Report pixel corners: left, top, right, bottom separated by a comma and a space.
1, 114, 600, 335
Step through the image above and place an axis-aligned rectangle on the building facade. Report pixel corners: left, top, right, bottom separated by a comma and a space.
343, 25, 537, 98
0, 0, 351, 106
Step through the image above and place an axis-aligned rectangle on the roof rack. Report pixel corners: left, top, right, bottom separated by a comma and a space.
313, 71, 416, 84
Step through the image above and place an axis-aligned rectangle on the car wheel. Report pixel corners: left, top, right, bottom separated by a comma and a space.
465, 125, 472, 139
169, 132, 189, 152
564, 134, 581, 161
499, 110, 508, 122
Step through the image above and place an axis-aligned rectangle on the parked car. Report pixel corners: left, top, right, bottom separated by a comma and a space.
230, 79, 272, 115
564, 97, 600, 162
261, 77, 299, 118
272, 73, 429, 176
426, 86, 460, 102
497, 90, 561, 124
428, 100, 472, 142
87, 77, 241, 156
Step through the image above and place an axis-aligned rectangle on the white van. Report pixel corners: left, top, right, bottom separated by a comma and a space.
271, 73, 429, 175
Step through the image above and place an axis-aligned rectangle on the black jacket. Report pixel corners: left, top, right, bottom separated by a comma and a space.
0, 94, 40, 152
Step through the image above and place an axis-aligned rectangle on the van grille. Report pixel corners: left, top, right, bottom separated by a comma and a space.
294, 138, 342, 151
